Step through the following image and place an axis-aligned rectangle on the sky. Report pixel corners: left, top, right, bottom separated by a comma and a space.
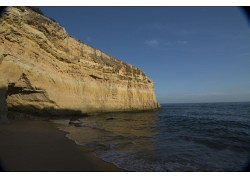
39, 6, 250, 103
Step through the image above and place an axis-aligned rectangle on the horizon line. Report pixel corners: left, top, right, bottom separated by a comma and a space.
159, 101, 250, 104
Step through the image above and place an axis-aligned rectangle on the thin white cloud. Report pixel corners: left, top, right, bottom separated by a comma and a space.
177, 40, 188, 44
145, 39, 188, 48
164, 40, 188, 46
145, 39, 159, 47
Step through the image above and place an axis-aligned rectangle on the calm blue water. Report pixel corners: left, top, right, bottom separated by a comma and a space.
56, 102, 250, 171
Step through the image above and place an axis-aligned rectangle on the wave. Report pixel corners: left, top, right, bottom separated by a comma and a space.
53, 102, 250, 171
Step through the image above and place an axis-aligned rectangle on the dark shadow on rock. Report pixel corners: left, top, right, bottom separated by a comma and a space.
0, 7, 7, 18
106, 117, 115, 121
1, 85, 88, 120
3, 82, 87, 118
0, 87, 8, 123
7, 82, 45, 96
2, 79, 88, 118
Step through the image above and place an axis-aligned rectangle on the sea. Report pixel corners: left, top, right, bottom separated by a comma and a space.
54, 102, 250, 171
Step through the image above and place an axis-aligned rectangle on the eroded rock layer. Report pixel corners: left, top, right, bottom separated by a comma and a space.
0, 6, 160, 116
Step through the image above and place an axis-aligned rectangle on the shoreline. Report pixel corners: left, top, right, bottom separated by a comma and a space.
0, 114, 124, 172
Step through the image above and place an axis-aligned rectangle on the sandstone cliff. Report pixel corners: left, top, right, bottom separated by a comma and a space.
0, 6, 160, 118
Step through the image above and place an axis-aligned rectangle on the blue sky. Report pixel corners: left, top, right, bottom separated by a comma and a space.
39, 6, 250, 103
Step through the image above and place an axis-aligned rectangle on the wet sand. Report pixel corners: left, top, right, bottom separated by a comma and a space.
0, 115, 123, 172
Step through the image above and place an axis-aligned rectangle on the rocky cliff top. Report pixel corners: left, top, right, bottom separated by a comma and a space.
2, 6, 153, 84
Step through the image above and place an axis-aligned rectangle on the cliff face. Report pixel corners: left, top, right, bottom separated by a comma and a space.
0, 6, 160, 117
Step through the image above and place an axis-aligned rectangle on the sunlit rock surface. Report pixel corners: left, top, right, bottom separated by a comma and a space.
0, 7, 160, 116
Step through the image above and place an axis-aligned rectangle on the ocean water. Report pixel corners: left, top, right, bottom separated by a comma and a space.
55, 102, 250, 171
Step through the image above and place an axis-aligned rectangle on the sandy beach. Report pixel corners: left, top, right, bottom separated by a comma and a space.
0, 114, 123, 172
